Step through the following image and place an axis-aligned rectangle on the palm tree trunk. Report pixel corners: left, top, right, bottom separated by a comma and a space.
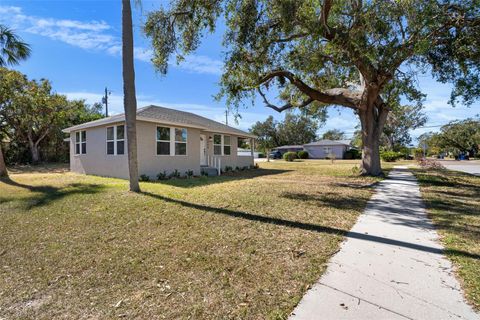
0, 143, 8, 178
122, 0, 140, 192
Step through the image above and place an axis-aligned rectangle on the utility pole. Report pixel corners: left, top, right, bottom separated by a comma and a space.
225, 109, 228, 126
102, 87, 111, 117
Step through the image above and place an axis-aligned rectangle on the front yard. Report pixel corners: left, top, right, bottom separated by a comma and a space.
0, 160, 380, 319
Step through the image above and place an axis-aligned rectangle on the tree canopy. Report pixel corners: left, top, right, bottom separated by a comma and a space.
419, 117, 480, 157
0, 68, 103, 164
322, 129, 346, 140
381, 103, 427, 151
250, 113, 321, 151
144, 0, 480, 175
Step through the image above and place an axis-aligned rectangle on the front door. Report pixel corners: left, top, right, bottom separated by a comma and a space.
200, 134, 207, 166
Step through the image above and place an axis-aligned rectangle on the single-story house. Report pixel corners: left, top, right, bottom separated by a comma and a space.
303, 140, 351, 159
63, 105, 256, 179
273, 140, 351, 159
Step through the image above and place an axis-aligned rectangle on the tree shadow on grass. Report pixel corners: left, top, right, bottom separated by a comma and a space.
141, 191, 480, 260
150, 168, 291, 188
0, 177, 105, 209
280, 191, 369, 211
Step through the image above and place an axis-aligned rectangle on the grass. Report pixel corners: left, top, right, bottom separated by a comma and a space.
0, 160, 383, 319
414, 168, 480, 310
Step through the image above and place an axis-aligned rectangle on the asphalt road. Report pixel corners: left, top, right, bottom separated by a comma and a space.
439, 160, 480, 176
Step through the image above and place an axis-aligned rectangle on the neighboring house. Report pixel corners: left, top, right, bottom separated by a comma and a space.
63, 105, 256, 179
303, 140, 351, 159
273, 145, 304, 155
273, 140, 351, 159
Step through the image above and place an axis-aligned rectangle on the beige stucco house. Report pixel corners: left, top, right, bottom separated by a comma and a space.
63, 105, 256, 179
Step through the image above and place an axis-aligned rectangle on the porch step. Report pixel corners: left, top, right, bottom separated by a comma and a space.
201, 166, 219, 177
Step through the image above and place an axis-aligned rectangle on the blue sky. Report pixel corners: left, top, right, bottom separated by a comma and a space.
1, 1, 478, 143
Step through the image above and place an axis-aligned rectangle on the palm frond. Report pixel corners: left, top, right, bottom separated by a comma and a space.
0, 24, 31, 67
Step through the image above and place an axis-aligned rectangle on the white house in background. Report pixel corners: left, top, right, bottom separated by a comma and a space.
303, 140, 351, 159
62, 105, 256, 179
273, 140, 351, 159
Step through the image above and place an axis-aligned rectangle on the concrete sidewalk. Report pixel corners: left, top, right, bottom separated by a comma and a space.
290, 167, 479, 320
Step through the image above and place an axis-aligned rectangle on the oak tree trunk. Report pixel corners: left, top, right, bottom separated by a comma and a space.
358, 101, 388, 176
122, 0, 140, 192
0, 143, 8, 178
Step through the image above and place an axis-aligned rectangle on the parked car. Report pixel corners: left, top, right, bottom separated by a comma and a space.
269, 150, 282, 159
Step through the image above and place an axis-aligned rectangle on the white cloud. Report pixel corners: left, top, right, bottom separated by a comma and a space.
0, 6, 22, 15
0, 5, 223, 75
176, 55, 223, 75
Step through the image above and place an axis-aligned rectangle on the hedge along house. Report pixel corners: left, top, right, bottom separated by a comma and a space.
63, 105, 256, 179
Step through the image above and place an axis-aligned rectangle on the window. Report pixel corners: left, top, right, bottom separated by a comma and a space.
75, 130, 86, 155
323, 147, 332, 154
107, 125, 125, 155
213, 134, 233, 156
175, 128, 187, 155
156, 126, 188, 155
213, 134, 222, 155
156, 126, 170, 155
223, 135, 231, 155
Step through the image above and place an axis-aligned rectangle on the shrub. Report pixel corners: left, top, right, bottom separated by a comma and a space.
139, 174, 150, 182
380, 151, 403, 162
345, 149, 361, 159
169, 169, 181, 179
185, 170, 194, 178
156, 170, 168, 180
235, 166, 240, 171
418, 158, 445, 170
225, 166, 233, 172
297, 150, 309, 159
283, 152, 298, 162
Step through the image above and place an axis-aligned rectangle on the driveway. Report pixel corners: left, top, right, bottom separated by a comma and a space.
439, 160, 480, 176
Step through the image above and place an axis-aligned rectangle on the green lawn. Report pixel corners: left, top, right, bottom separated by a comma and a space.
0, 160, 382, 319
414, 168, 480, 310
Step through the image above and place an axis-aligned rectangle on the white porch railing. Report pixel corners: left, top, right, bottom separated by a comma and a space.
206, 155, 222, 176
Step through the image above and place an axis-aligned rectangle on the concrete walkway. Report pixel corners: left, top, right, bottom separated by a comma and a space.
290, 167, 479, 320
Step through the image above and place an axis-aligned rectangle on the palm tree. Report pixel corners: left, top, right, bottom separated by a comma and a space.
0, 25, 31, 178
122, 0, 140, 192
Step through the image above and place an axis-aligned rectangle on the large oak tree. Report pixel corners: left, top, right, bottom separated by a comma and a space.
144, 0, 480, 175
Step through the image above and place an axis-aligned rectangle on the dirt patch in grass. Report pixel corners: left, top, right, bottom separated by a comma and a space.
0, 161, 378, 319
414, 169, 480, 310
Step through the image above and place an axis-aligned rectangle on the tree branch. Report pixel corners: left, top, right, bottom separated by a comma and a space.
257, 88, 314, 112
259, 70, 362, 109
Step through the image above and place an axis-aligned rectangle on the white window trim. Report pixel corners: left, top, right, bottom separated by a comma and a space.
223, 135, 231, 156
156, 126, 188, 156
106, 125, 125, 156
213, 134, 233, 156
174, 128, 188, 156
213, 134, 223, 156
74, 130, 86, 156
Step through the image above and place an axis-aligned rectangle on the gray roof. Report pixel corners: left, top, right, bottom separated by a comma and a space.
304, 139, 351, 146
63, 105, 255, 138
275, 145, 304, 149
